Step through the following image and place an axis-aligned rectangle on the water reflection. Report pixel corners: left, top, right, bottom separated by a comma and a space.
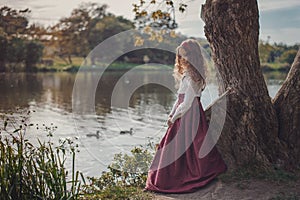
0, 73, 43, 111
71, 70, 176, 115
0, 70, 287, 115
96, 70, 175, 115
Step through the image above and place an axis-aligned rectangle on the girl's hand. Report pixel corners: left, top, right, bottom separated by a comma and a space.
167, 118, 173, 127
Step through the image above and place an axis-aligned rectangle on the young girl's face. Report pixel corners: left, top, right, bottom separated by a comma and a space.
177, 46, 189, 65
178, 56, 189, 71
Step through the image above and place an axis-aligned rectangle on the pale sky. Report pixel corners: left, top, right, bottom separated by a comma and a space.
2, 0, 300, 45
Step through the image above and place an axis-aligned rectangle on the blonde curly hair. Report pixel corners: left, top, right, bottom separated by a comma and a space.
173, 39, 207, 89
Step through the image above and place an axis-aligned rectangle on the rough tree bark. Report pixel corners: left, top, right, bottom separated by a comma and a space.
273, 49, 300, 168
201, 0, 291, 170
0, 61, 5, 72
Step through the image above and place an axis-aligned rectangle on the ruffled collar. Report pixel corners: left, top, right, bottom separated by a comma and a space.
182, 71, 189, 78
182, 71, 191, 81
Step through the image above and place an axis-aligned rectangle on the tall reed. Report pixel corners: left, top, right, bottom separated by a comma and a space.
0, 111, 83, 199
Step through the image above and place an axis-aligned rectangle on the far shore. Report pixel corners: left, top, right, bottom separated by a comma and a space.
0, 61, 291, 73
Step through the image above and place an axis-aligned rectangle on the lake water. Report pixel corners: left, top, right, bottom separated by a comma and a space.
0, 70, 286, 177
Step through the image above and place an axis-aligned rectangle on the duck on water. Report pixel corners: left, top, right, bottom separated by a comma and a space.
120, 128, 133, 135
86, 131, 100, 139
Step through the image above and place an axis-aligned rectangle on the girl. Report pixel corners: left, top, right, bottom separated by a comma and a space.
145, 39, 227, 193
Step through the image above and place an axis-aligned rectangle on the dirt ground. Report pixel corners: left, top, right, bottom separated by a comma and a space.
149, 178, 300, 200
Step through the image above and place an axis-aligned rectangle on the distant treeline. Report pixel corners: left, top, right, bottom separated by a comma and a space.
0, 4, 188, 72
0, 4, 298, 72
259, 40, 299, 71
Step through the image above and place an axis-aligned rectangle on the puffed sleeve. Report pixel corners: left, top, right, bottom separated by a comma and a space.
169, 97, 179, 118
170, 77, 199, 123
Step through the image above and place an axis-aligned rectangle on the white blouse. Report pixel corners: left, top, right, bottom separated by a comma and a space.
169, 74, 203, 123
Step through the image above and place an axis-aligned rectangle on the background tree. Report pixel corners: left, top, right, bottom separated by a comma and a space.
279, 49, 298, 65
0, 36, 7, 72
0, 6, 44, 71
50, 5, 92, 65
259, 40, 277, 63
26, 24, 48, 41
259, 41, 299, 66
24, 41, 44, 71
6, 37, 26, 67
87, 14, 135, 65
48, 3, 135, 65
0, 6, 29, 38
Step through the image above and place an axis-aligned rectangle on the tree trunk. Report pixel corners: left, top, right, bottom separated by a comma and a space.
273, 49, 300, 169
201, 0, 287, 170
0, 61, 5, 72
68, 55, 73, 65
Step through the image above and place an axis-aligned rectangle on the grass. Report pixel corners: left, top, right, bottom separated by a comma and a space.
37, 56, 173, 72
10, 54, 291, 73
261, 62, 290, 72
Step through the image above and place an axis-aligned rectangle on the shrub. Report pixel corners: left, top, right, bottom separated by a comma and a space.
81, 145, 155, 199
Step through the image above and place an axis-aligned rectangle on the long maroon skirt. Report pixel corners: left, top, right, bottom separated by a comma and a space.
145, 94, 227, 193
